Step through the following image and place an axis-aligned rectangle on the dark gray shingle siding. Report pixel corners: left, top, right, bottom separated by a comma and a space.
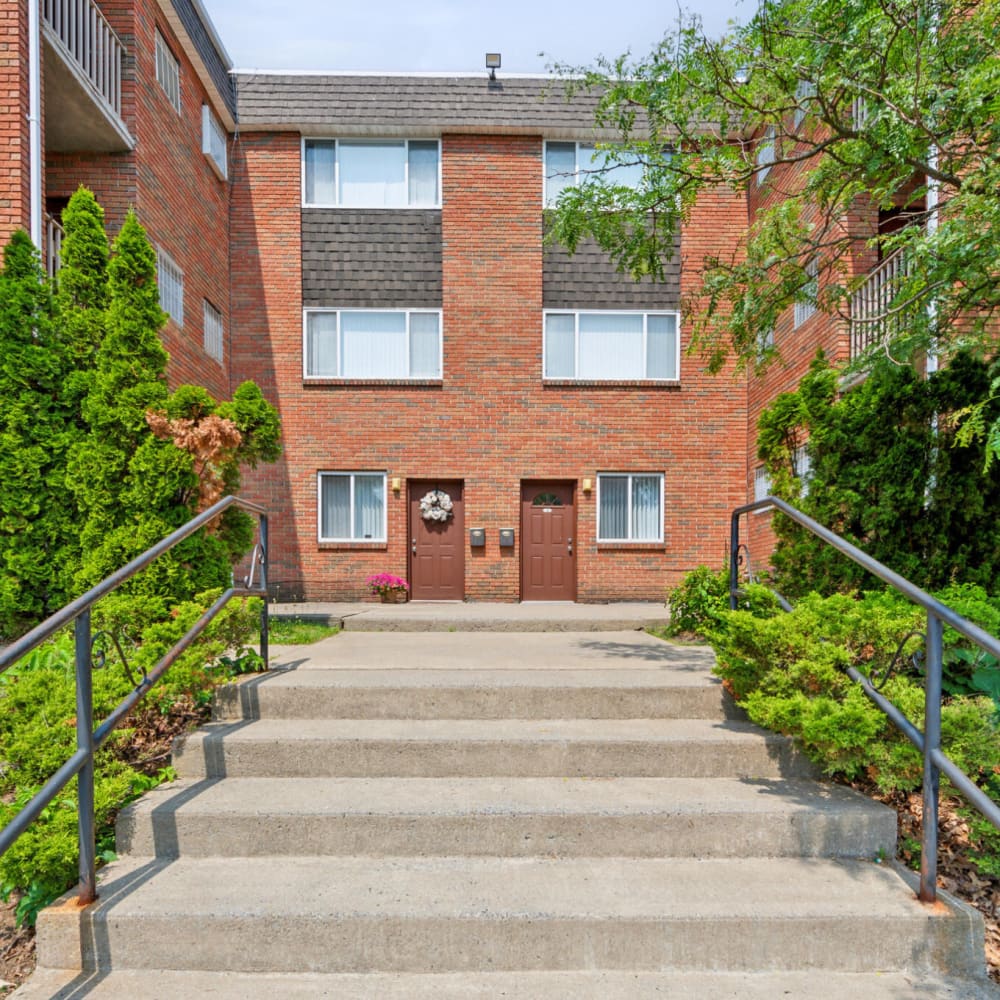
543, 233, 681, 310
302, 210, 442, 308
169, 0, 236, 118
236, 75, 615, 137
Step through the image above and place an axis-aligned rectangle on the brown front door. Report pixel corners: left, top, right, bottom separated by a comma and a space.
521, 481, 576, 601
409, 481, 465, 601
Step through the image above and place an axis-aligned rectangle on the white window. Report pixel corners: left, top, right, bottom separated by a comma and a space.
792, 81, 816, 130
318, 472, 387, 542
794, 259, 819, 328
753, 465, 772, 504
202, 106, 227, 179
597, 474, 664, 543
794, 445, 812, 496
155, 31, 180, 113
756, 126, 776, 186
757, 326, 775, 359
157, 248, 183, 326
304, 309, 441, 380
544, 141, 645, 206
544, 311, 679, 381
303, 140, 440, 207
203, 300, 223, 362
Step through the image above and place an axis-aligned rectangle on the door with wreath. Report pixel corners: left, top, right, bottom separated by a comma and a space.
408, 480, 465, 600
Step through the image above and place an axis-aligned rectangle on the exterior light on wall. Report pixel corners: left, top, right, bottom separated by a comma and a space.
391, 477, 401, 493
582, 478, 593, 493
486, 53, 501, 81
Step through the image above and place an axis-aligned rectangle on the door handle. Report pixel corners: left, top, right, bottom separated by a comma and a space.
412, 538, 417, 555
567, 537, 573, 556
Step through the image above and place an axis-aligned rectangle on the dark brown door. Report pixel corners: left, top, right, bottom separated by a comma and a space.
409, 481, 464, 601
521, 481, 576, 601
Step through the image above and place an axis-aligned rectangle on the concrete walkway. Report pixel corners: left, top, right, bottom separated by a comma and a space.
269, 600, 669, 632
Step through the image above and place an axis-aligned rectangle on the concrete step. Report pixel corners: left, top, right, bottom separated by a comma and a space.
35, 855, 986, 977
16, 967, 997, 999
214, 667, 734, 721
172, 718, 815, 779
116, 776, 896, 860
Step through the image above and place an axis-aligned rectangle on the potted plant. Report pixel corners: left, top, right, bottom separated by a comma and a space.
365, 573, 410, 603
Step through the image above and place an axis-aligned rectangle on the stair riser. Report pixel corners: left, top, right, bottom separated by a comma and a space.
39, 913, 979, 976
173, 738, 814, 780
117, 811, 895, 860
213, 687, 735, 722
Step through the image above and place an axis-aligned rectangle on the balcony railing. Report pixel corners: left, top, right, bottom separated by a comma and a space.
45, 214, 64, 279
43, 0, 124, 121
849, 248, 913, 358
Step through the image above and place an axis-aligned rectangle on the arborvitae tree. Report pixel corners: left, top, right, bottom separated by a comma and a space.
0, 234, 78, 637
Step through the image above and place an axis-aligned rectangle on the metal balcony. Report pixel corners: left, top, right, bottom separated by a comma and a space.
42, 0, 133, 152
849, 248, 912, 359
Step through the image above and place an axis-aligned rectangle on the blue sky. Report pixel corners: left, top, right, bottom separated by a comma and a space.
201, 1, 750, 73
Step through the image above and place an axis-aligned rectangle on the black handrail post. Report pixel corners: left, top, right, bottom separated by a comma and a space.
920, 611, 943, 903
260, 514, 269, 668
74, 610, 97, 905
729, 510, 740, 610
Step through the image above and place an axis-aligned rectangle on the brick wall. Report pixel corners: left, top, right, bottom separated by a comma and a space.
234, 131, 750, 602
0, 0, 30, 242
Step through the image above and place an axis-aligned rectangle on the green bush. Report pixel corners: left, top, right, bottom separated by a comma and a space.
665, 565, 780, 637
0, 591, 262, 925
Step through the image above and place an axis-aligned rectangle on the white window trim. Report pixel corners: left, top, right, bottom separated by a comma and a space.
156, 246, 183, 326
303, 308, 443, 381
756, 126, 776, 186
792, 81, 816, 131
544, 140, 651, 207
203, 299, 223, 363
317, 472, 388, 543
155, 30, 181, 113
753, 465, 773, 513
793, 259, 819, 328
301, 137, 442, 209
542, 309, 681, 382
202, 105, 227, 180
794, 444, 812, 496
596, 472, 665, 543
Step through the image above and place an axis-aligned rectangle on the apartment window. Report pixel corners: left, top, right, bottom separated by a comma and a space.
157, 248, 183, 326
597, 474, 664, 543
304, 309, 441, 380
756, 126, 776, 186
203, 300, 223, 362
202, 106, 227, 179
318, 472, 387, 542
545, 141, 645, 206
794, 259, 819, 327
792, 81, 816, 130
155, 31, 180, 112
544, 311, 678, 381
753, 465, 772, 504
303, 140, 440, 207
793, 445, 812, 496
757, 326, 775, 359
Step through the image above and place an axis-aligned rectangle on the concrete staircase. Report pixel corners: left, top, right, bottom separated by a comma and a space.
21, 631, 992, 998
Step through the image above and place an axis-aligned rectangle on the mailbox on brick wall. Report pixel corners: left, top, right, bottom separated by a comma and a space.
469, 528, 486, 547
499, 529, 515, 548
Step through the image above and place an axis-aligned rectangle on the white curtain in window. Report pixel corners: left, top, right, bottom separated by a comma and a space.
353, 475, 384, 540
341, 312, 406, 378
339, 142, 406, 207
599, 476, 629, 539
307, 313, 338, 377
321, 476, 351, 538
646, 314, 677, 380
409, 313, 440, 377
545, 314, 575, 377
305, 141, 335, 204
408, 142, 439, 206
545, 142, 576, 205
579, 314, 643, 379
631, 476, 661, 540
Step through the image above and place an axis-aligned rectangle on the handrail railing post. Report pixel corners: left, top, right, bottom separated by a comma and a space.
259, 514, 269, 667
729, 511, 740, 610
74, 610, 97, 905
920, 611, 942, 903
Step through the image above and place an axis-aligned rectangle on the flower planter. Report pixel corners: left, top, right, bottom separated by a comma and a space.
379, 590, 409, 604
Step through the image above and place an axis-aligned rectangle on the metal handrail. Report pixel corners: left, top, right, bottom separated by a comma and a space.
730, 496, 1000, 904
0, 495, 269, 905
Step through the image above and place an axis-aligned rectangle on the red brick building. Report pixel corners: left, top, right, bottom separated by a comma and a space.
3, 0, 879, 603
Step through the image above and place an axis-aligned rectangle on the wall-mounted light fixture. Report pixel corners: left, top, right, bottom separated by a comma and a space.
486, 53, 501, 81
391, 477, 401, 493
582, 478, 593, 493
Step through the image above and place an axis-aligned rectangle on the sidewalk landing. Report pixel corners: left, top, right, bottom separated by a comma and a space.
268, 601, 669, 632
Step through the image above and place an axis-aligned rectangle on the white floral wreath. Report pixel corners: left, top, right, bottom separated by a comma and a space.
420, 489, 454, 522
